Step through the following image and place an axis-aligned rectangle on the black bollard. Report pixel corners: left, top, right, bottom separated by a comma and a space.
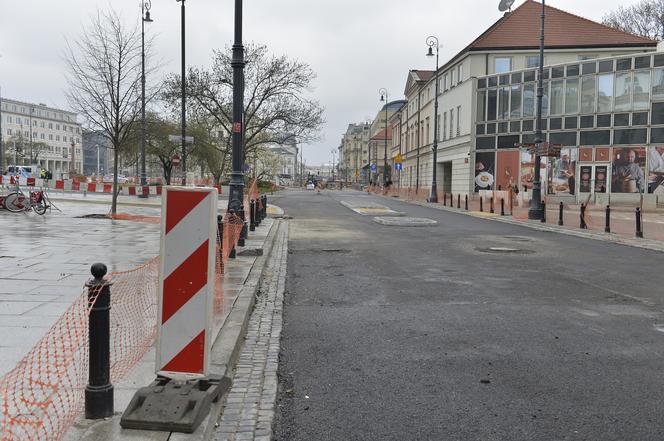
465, 195, 468, 211
85, 263, 114, 419
249, 200, 256, 232
636, 207, 643, 238
605, 205, 611, 233
558, 202, 564, 226
580, 203, 587, 229
457, 194, 461, 209
238, 206, 247, 247
490, 197, 494, 214
541, 200, 546, 223
480, 197, 484, 212
263, 195, 268, 220
500, 198, 505, 216
443, 192, 447, 206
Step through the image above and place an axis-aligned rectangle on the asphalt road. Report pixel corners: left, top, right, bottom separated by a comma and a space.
271, 189, 664, 441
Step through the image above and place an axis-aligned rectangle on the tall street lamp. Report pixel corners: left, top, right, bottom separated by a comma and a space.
379, 88, 389, 188
426, 36, 440, 203
140, 0, 153, 197
227, 0, 246, 216
528, 0, 545, 220
176, 0, 187, 185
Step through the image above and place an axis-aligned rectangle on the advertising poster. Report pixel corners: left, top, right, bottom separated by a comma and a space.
475, 151, 495, 192
548, 147, 577, 195
611, 147, 646, 193
496, 151, 520, 191
579, 165, 592, 193
594, 166, 608, 193
520, 150, 548, 192
648, 146, 664, 194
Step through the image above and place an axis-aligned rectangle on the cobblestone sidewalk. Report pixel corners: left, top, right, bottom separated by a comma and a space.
213, 220, 288, 441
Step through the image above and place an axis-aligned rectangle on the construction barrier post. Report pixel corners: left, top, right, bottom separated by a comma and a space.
457, 194, 461, 209
249, 200, 256, 232
541, 200, 546, 223
85, 263, 114, 420
500, 198, 505, 216
465, 195, 468, 211
217, 215, 224, 261
558, 202, 564, 226
605, 205, 611, 233
580, 203, 587, 229
480, 197, 483, 212
238, 209, 247, 247
636, 207, 643, 238
229, 210, 237, 259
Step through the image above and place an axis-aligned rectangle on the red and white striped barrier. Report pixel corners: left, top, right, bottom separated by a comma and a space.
155, 187, 218, 379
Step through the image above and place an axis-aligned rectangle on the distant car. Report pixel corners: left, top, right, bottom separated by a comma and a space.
306, 182, 315, 190
103, 174, 129, 184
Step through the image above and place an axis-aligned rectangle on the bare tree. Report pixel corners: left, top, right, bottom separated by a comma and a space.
65, 9, 156, 214
163, 43, 324, 179
603, 0, 664, 40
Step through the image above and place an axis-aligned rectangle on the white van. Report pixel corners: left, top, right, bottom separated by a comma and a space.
5, 165, 36, 178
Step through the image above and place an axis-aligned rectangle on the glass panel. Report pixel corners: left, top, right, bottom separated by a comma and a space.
524, 71, 536, 82
549, 118, 562, 130
635, 56, 651, 69
582, 62, 597, 75
478, 78, 487, 89
477, 90, 487, 122
566, 64, 580, 76
522, 120, 534, 132
523, 83, 535, 117
614, 113, 630, 126
500, 75, 510, 85
542, 81, 549, 117
552, 67, 565, 78
633, 71, 650, 110
599, 60, 614, 73
487, 89, 497, 120
486, 123, 496, 134
511, 73, 522, 84
550, 80, 564, 115
579, 130, 610, 146
510, 121, 521, 132
614, 129, 647, 145
655, 54, 664, 67
564, 116, 578, 129
495, 58, 512, 74
488, 76, 498, 87
476, 124, 486, 135
580, 115, 594, 128
498, 122, 509, 133
597, 73, 614, 113
616, 58, 632, 71
652, 68, 664, 100
652, 102, 664, 125
597, 114, 611, 127
581, 75, 596, 114
498, 87, 510, 120
614, 72, 632, 112
476, 137, 496, 149
565, 78, 579, 114
632, 112, 648, 125
510, 85, 522, 118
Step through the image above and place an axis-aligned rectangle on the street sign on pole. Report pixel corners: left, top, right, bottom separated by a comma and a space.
172, 155, 181, 166
168, 135, 195, 144
370, 163, 377, 173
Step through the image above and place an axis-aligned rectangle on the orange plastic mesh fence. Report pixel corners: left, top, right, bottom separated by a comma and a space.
110, 213, 161, 224
0, 214, 245, 441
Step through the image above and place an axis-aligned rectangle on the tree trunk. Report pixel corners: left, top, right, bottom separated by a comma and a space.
111, 147, 119, 215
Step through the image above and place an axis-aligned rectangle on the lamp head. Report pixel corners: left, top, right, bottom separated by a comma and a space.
144, 10, 153, 22
380, 94, 385, 102
427, 46, 434, 57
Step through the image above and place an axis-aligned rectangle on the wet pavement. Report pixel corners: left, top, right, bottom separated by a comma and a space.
0, 200, 161, 376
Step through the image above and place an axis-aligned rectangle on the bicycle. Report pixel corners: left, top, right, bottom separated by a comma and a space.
3, 183, 51, 215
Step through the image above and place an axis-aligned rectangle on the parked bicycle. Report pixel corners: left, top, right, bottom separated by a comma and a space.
3, 184, 51, 215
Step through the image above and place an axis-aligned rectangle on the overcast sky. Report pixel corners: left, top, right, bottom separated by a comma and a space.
0, 0, 645, 165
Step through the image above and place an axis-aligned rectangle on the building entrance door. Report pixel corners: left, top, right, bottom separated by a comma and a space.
578, 164, 610, 204
441, 162, 452, 193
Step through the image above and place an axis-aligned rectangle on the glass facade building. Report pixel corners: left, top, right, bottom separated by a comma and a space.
474, 52, 664, 204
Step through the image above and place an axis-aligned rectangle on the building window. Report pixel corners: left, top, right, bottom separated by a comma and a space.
444, 74, 449, 90
451, 69, 456, 86
458, 64, 463, 83
49, 134, 53, 141
449, 109, 454, 139
510, 85, 522, 118
477, 90, 487, 122
526, 56, 540, 68
443, 112, 447, 140
498, 87, 509, 120
565, 78, 580, 114
495, 57, 512, 73
614, 72, 632, 112
597, 73, 614, 113
456, 106, 461, 136
581, 75, 596, 113
17, 117, 22, 125
550, 80, 564, 115
56, 124, 60, 130
425, 117, 430, 145
56, 135, 60, 141
633, 70, 650, 110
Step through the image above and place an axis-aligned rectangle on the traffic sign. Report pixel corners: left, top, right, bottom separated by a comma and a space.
395, 163, 403, 171
172, 155, 181, 166
370, 163, 377, 172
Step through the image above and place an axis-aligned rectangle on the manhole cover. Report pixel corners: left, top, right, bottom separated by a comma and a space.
476, 247, 535, 255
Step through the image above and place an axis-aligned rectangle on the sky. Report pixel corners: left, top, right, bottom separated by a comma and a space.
0, 0, 644, 166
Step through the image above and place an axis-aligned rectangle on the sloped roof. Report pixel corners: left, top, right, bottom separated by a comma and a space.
404, 69, 435, 96
370, 129, 392, 141
470, 0, 655, 51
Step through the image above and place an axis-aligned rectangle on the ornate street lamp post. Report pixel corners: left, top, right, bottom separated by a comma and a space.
426, 36, 440, 203
379, 88, 389, 188
227, 0, 246, 216
140, 1, 153, 197
175, 0, 187, 185
529, 0, 546, 220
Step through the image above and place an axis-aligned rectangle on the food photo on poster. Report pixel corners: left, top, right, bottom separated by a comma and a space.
520, 149, 548, 192
474, 151, 495, 192
611, 147, 645, 193
579, 165, 592, 193
548, 147, 577, 195
648, 146, 664, 194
